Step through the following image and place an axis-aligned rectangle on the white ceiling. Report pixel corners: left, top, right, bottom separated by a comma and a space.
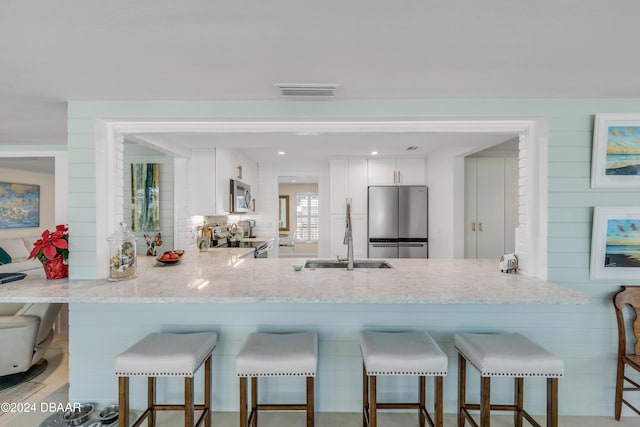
2, 1, 639, 150
131, 131, 516, 162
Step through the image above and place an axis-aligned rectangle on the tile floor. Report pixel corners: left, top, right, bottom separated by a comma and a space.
1, 335, 638, 426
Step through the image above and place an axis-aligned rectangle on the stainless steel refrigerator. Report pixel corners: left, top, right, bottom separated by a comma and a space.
368, 186, 428, 258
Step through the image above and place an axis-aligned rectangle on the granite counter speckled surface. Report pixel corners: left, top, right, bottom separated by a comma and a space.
0, 248, 588, 304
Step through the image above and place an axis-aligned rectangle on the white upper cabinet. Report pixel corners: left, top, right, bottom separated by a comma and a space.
367, 158, 425, 186
330, 159, 348, 215
367, 159, 396, 186
329, 159, 368, 215
215, 147, 232, 214
218, 148, 259, 214
184, 147, 257, 216
395, 159, 425, 185
188, 149, 216, 215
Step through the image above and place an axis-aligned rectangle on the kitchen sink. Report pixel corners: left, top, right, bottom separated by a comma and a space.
303, 259, 393, 269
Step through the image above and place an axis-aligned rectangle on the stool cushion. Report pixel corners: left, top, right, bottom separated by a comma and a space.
114, 332, 217, 377
454, 332, 564, 378
236, 332, 317, 377
360, 331, 448, 376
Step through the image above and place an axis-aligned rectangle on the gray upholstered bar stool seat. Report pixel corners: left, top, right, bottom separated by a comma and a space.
236, 331, 318, 427
359, 331, 448, 427
455, 332, 564, 427
115, 332, 217, 427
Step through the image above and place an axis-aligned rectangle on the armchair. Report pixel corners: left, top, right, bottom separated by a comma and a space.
0, 303, 62, 386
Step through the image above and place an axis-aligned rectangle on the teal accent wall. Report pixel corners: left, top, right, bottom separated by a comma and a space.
67, 99, 640, 415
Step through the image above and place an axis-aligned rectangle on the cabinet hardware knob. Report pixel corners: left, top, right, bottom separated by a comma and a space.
471, 222, 476, 232
397, 170, 401, 184
479, 222, 483, 232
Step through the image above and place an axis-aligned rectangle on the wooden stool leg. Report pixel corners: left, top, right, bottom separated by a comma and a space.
239, 377, 247, 427
307, 376, 315, 427
370, 375, 377, 427
251, 377, 258, 427
458, 354, 466, 427
148, 377, 156, 427
363, 364, 369, 427
480, 376, 491, 427
205, 355, 212, 427
435, 376, 443, 427
547, 378, 558, 427
419, 376, 426, 427
119, 376, 130, 427
514, 377, 523, 427
185, 376, 194, 427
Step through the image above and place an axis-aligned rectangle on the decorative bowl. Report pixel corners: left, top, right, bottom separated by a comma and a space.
63, 403, 94, 426
156, 250, 182, 265
98, 404, 119, 424
156, 256, 181, 265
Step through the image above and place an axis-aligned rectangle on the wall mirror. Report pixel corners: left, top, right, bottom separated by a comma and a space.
278, 195, 289, 231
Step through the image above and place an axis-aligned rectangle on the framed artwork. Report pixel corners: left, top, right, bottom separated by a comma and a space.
590, 206, 640, 280
591, 114, 640, 188
0, 182, 40, 229
131, 163, 160, 231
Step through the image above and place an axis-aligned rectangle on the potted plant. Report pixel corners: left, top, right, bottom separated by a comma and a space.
28, 224, 69, 279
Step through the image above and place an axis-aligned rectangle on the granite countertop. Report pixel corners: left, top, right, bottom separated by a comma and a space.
0, 249, 589, 304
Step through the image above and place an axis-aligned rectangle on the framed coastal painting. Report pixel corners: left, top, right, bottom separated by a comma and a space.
131, 163, 160, 231
0, 182, 40, 229
590, 207, 640, 279
591, 114, 640, 188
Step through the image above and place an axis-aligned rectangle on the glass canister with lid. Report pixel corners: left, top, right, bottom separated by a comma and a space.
107, 222, 137, 281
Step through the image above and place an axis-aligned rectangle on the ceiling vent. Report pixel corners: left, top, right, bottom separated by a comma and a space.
275, 83, 339, 99
406, 146, 419, 151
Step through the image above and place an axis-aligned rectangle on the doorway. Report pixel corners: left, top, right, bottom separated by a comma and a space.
278, 176, 319, 258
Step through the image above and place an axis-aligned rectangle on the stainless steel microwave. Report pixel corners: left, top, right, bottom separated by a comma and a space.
230, 179, 252, 213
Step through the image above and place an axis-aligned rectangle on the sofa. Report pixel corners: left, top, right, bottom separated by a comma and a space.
0, 303, 62, 378
0, 236, 43, 275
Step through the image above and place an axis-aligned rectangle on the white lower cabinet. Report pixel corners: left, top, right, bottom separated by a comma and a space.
464, 157, 518, 259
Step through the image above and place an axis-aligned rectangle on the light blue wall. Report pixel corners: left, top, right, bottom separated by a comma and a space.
67, 99, 640, 416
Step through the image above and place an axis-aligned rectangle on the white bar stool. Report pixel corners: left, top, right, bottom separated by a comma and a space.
455, 332, 564, 427
236, 331, 318, 427
359, 331, 448, 427
114, 332, 217, 427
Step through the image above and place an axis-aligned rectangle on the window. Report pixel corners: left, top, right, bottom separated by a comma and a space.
296, 192, 318, 242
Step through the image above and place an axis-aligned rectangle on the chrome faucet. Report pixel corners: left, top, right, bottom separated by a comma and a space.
337, 199, 354, 270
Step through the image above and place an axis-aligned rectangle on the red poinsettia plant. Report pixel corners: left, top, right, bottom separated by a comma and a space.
28, 224, 69, 263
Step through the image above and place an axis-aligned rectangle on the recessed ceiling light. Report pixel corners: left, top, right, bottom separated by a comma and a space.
292, 180, 297, 183
278, 151, 286, 155
371, 151, 379, 155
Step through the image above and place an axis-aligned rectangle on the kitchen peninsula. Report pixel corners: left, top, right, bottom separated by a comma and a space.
0, 249, 587, 304
0, 250, 588, 415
